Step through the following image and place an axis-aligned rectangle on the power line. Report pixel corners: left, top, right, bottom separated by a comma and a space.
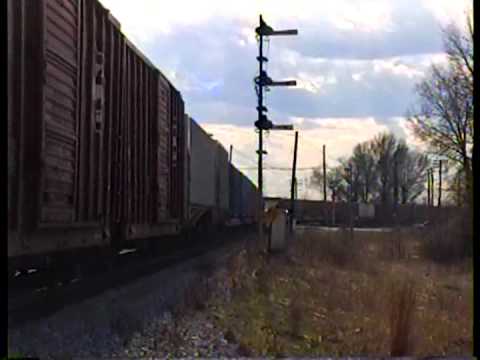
259, 131, 337, 163
231, 148, 258, 166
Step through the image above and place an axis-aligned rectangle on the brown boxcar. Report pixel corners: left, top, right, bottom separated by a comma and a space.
70, 0, 185, 242
8, 0, 186, 260
8, 0, 107, 259
169, 86, 186, 223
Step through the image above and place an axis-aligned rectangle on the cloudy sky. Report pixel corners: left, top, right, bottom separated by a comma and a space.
99, 0, 471, 199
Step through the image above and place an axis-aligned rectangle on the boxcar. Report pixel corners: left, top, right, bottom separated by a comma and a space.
188, 117, 231, 227
242, 176, 260, 223
228, 165, 243, 221
7, 0, 185, 263
215, 144, 230, 223
8, 0, 259, 270
189, 118, 216, 210
8, 0, 106, 260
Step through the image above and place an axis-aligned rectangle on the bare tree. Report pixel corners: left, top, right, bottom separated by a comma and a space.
444, 167, 468, 206
371, 132, 398, 205
325, 166, 348, 202
311, 167, 326, 199
310, 132, 428, 205
311, 161, 349, 202
407, 13, 473, 204
351, 142, 377, 202
398, 150, 430, 204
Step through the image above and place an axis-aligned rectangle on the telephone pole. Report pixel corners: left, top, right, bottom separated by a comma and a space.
430, 169, 434, 207
345, 165, 354, 239
393, 152, 399, 212
427, 169, 431, 207
290, 131, 299, 232
254, 15, 297, 250
229, 145, 233, 163
438, 159, 442, 208
323, 144, 327, 201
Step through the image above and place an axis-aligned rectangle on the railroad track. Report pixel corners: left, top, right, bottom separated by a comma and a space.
8, 226, 254, 328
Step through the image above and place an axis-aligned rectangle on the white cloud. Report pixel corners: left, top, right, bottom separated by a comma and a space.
327, 0, 394, 33
421, 0, 472, 27
352, 72, 365, 81
420, 53, 448, 67
395, 117, 429, 153
97, 0, 411, 46
373, 58, 425, 78
294, 73, 337, 94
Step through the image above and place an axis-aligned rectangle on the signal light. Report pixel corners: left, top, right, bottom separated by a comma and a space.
255, 114, 273, 130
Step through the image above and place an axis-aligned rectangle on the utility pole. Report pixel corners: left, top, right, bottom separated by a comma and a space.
229, 145, 233, 163
254, 15, 297, 251
345, 165, 354, 239
427, 169, 431, 207
430, 169, 434, 207
290, 131, 298, 232
393, 152, 399, 213
323, 144, 327, 201
438, 159, 442, 208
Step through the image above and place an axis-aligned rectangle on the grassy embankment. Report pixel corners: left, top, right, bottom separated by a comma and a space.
206, 222, 473, 357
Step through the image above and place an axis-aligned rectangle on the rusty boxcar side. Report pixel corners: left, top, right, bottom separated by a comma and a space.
8, 0, 107, 259
88, 0, 183, 241
169, 86, 186, 223
8, 0, 186, 259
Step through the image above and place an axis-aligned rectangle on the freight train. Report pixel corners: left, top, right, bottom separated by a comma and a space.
7, 0, 260, 273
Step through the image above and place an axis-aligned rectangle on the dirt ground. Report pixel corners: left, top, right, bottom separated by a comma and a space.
205, 226, 473, 357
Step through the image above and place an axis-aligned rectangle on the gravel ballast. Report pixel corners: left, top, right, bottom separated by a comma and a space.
8, 233, 253, 359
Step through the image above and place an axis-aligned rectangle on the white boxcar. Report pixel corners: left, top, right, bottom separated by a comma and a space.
189, 119, 216, 207
216, 145, 230, 212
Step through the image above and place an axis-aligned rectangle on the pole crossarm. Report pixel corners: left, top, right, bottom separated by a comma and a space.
271, 124, 294, 130
255, 71, 297, 87
255, 17, 298, 36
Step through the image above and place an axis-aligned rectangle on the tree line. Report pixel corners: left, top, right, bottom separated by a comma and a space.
311, 132, 429, 205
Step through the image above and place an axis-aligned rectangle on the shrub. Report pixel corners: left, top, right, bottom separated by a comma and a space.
420, 215, 471, 264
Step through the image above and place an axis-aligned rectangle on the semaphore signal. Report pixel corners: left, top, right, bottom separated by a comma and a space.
254, 14, 297, 250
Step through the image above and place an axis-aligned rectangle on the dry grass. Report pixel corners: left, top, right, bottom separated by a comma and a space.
210, 224, 473, 357
297, 228, 362, 269
388, 279, 416, 356
420, 216, 472, 264
288, 297, 304, 338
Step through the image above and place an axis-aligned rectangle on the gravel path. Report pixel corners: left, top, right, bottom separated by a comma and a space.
8, 233, 253, 359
